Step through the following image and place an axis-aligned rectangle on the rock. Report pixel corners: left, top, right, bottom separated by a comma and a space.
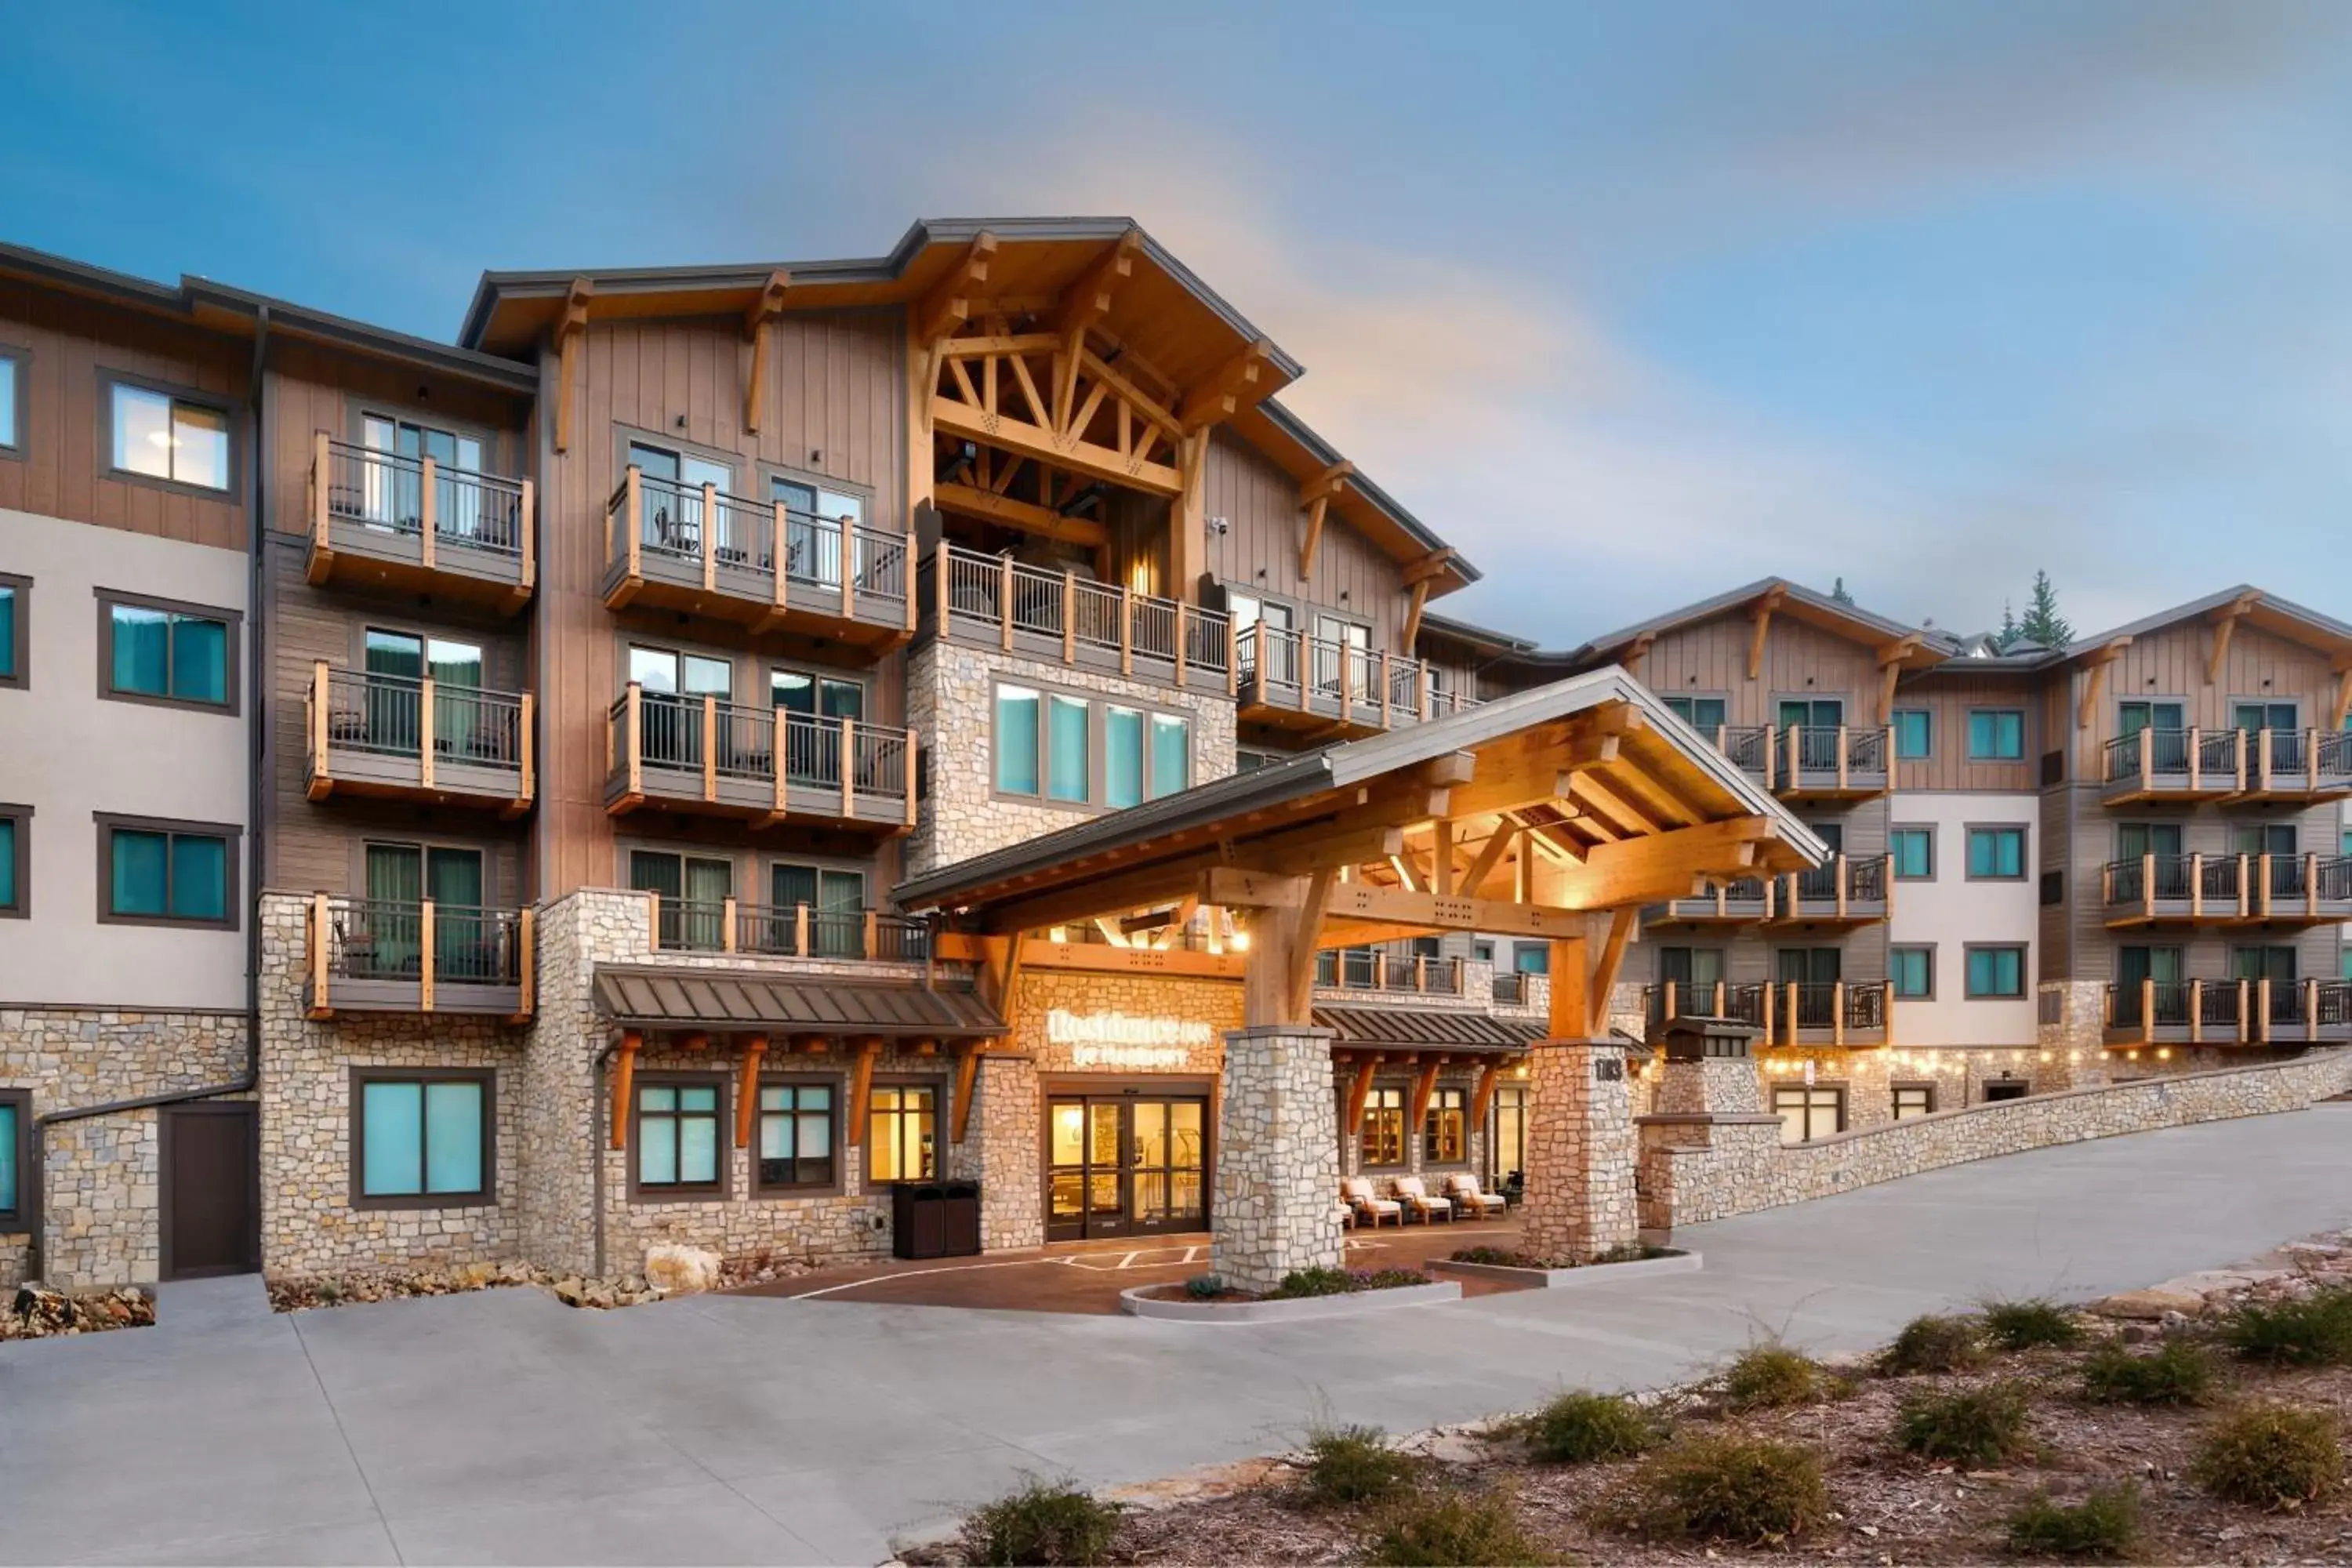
552, 1276, 586, 1307
2120, 1324, 2151, 1345
644, 1243, 723, 1296
2091, 1289, 2204, 1321
2152, 1269, 2286, 1298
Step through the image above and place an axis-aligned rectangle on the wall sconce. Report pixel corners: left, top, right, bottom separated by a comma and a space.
674, 414, 688, 429
810, 449, 822, 464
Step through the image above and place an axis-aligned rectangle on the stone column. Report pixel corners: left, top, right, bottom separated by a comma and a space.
1518, 1038, 1639, 1263
956, 1053, 1043, 1254
1212, 1025, 1343, 1294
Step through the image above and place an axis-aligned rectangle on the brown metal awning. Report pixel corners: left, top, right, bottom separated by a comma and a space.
592, 965, 1007, 1037
1313, 1004, 1543, 1056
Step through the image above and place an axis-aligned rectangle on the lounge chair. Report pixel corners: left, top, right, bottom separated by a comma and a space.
1340, 1177, 1403, 1229
1391, 1174, 1454, 1223
1443, 1173, 1508, 1218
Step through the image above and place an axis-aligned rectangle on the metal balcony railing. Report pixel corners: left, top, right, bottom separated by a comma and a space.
303, 894, 532, 1018
647, 898, 932, 963
929, 543, 1230, 691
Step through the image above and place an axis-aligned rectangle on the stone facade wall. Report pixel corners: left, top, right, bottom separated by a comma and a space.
1212, 1026, 1345, 1294
256, 892, 526, 1277
1643, 1047, 2352, 1230
1519, 1040, 1639, 1261
957, 1053, 1042, 1252
0, 1007, 248, 1289
906, 641, 1240, 878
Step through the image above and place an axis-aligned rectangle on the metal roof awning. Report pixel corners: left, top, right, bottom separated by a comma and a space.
1314, 1004, 1544, 1056
592, 965, 1007, 1037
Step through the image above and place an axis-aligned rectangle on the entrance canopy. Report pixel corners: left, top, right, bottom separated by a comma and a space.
899, 669, 1828, 1033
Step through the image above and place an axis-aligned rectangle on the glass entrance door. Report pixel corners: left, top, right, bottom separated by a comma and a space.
1045, 1094, 1209, 1241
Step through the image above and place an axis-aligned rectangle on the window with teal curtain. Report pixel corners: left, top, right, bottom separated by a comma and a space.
109, 603, 227, 704
111, 829, 169, 916
0, 583, 16, 679
1890, 828, 1933, 879
169, 835, 226, 920
0, 816, 16, 913
1892, 710, 1932, 758
1047, 695, 1089, 802
111, 605, 171, 696
638, 1084, 720, 1187
1890, 947, 1932, 998
365, 844, 423, 975
360, 1078, 485, 1198
0, 355, 16, 449
1149, 713, 1189, 800
427, 848, 485, 976
1967, 709, 2024, 759
995, 686, 1040, 795
1966, 827, 2024, 879
170, 617, 227, 704
1105, 706, 1145, 808
423, 1083, 483, 1193
0, 1102, 16, 1214
1965, 946, 2025, 998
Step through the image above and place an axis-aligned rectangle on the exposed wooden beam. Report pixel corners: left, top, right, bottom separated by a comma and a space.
932, 480, 1110, 546
1588, 909, 1636, 1034
931, 396, 1183, 495
1345, 1058, 1379, 1137
1572, 816, 1785, 906
1403, 548, 1457, 587
1178, 339, 1275, 433
2334, 658, 2352, 731
608, 1029, 640, 1151
952, 1042, 987, 1144
1403, 579, 1431, 652
1748, 584, 1787, 681
1409, 1060, 1441, 1141
553, 278, 592, 454
2207, 590, 2263, 685
741, 270, 790, 434
1048, 229, 1141, 336
845, 1039, 883, 1148
2078, 639, 2131, 731
733, 1034, 768, 1148
916, 232, 999, 344
1298, 495, 1330, 580
1457, 820, 1519, 896
1621, 632, 1656, 678
1299, 460, 1354, 506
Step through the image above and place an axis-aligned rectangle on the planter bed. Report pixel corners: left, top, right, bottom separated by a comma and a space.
1121, 1278, 1461, 1323
1431, 1245, 1700, 1289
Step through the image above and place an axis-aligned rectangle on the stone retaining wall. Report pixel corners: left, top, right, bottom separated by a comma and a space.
1641, 1047, 2352, 1230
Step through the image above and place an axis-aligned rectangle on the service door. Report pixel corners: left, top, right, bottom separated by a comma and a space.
161, 1103, 258, 1279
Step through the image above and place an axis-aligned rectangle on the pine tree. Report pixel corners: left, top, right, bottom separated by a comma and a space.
2016, 570, 2073, 649
1830, 576, 1855, 606
1995, 601, 2019, 652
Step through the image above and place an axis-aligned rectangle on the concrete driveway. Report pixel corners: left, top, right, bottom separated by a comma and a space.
7, 1103, 2352, 1566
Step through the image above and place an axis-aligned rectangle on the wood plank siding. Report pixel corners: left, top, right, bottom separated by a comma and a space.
1201, 429, 1417, 655
1890, 675, 2040, 793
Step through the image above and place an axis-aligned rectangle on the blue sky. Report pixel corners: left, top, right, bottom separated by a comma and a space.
5, 0, 2347, 644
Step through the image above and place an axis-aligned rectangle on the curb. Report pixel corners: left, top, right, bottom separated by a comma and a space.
1119, 1279, 1462, 1322
1429, 1250, 1702, 1288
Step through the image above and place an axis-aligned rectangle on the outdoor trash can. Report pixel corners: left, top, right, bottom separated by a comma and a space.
892, 1181, 983, 1259
942, 1180, 981, 1256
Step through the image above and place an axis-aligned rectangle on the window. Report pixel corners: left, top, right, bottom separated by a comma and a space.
0, 1090, 24, 1225
1980, 1080, 2029, 1104
1046, 694, 1089, 803
97, 815, 236, 928
1773, 1085, 1843, 1144
1488, 1085, 1528, 1189
868, 1085, 937, 1181
995, 684, 1041, 795
1149, 712, 1189, 798
1966, 826, 2027, 880
1890, 946, 1933, 1000
994, 682, 1190, 808
354, 1072, 490, 1204
2119, 700, 2184, 737
1361, 1085, 1406, 1167
771, 666, 864, 722
1890, 826, 1933, 880
362, 841, 485, 976
0, 573, 24, 688
1472, 941, 1495, 964
1892, 1084, 1935, 1120
625, 441, 731, 556
635, 1081, 725, 1195
101, 591, 237, 711
1778, 699, 1843, 729
771, 861, 866, 957
2234, 701, 2297, 734
2041, 870, 2064, 906
1512, 942, 1550, 975
0, 804, 24, 918
771, 474, 869, 589
630, 849, 732, 950
1423, 1087, 1467, 1165
1891, 709, 1933, 758
1966, 709, 2025, 760
0, 347, 20, 455
1664, 696, 1727, 731
1965, 946, 2027, 999
755, 1082, 837, 1190
110, 380, 230, 492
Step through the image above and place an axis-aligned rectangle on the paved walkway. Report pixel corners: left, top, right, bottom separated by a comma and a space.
7, 1103, 2352, 1566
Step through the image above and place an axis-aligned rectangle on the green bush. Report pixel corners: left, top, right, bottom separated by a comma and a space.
2220, 1286, 2352, 1368
2190, 1404, 2343, 1511
2004, 1484, 2140, 1558
1721, 1341, 1828, 1410
1614, 1433, 1830, 1545
2082, 1338, 2216, 1406
1301, 1425, 1417, 1507
1895, 1384, 2031, 1468
1364, 1489, 1554, 1566
1525, 1391, 1658, 1465
1980, 1298, 2084, 1352
1882, 1313, 1987, 1375
1182, 1273, 1226, 1301
959, 1479, 1122, 1566
1272, 1266, 1356, 1298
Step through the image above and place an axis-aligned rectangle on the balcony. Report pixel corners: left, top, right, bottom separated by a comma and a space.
2235, 728, 2352, 802
1236, 622, 1473, 740
1641, 980, 1889, 1047
304, 436, 534, 613
303, 662, 533, 818
602, 468, 914, 652
604, 684, 915, 832
1773, 725, 1890, 800
2103, 728, 2352, 804
925, 544, 1232, 695
1653, 875, 1773, 925
1769, 854, 1891, 926
647, 897, 932, 964
303, 895, 532, 1019
1708, 724, 1775, 785
2104, 978, 2352, 1047
1489, 971, 1548, 1008
2103, 853, 2352, 929
1313, 949, 1466, 997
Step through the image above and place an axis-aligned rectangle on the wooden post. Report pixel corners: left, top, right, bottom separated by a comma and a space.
2306, 978, 2320, 1043
1174, 603, 1189, 686
419, 898, 436, 1014
515, 476, 535, 597
1226, 616, 1238, 698
626, 466, 642, 583
1832, 979, 1846, 1046
902, 531, 918, 632
1062, 572, 1076, 665
2258, 727, 2273, 793
516, 907, 535, 1017
840, 717, 857, 819
1662, 983, 1678, 1022
1380, 651, 1393, 729
2188, 726, 2201, 792
999, 555, 1015, 652
517, 691, 535, 810
2307, 852, 2320, 920
2190, 851, 2203, 918
1761, 982, 1774, 1047
2238, 852, 2252, 920
721, 896, 738, 953
2141, 977, 2155, 1046
419, 454, 438, 571
1253, 623, 1267, 706
2258, 977, 2274, 1044
1714, 979, 1727, 1016
1546, 933, 1588, 1040
700, 481, 719, 593
1836, 725, 1849, 792
2257, 853, 2271, 920
840, 523, 857, 621
794, 902, 809, 956
2238, 978, 2251, 1043
2190, 978, 2203, 1044
735, 1036, 767, 1148
310, 433, 330, 557
418, 675, 436, 789
1786, 982, 1800, 1043
1374, 951, 1388, 990
771, 502, 789, 612
863, 909, 879, 961
771, 706, 789, 820
626, 684, 643, 797
902, 726, 919, 827
701, 693, 717, 803
2143, 851, 2155, 922
309, 892, 331, 1016
611, 1031, 641, 1151
1118, 584, 1133, 675
309, 660, 330, 789
1835, 853, 1848, 918
934, 544, 952, 640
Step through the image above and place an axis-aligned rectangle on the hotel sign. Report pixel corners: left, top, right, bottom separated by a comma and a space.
1047, 1009, 1212, 1070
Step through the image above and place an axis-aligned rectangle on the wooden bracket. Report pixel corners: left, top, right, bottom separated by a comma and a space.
1179, 338, 1275, 432
553, 278, 592, 454
952, 1041, 988, 1145
845, 1038, 884, 1148
609, 1029, 641, 1151
1748, 584, 1787, 681
1345, 1058, 1378, 1138
2078, 639, 2130, 731
2206, 590, 2261, 685
917, 232, 1000, 345
1050, 228, 1140, 337
742, 270, 790, 433
1588, 907, 1637, 1034
734, 1034, 768, 1148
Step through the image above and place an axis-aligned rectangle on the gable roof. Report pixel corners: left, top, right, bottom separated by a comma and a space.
2055, 585, 2352, 667
1576, 577, 1951, 668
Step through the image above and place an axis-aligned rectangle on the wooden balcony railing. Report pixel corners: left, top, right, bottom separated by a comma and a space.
1774, 725, 1890, 798
1775, 854, 1891, 923
2104, 727, 2352, 803
927, 543, 1232, 694
1657, 875, 1773, 924
304, 662, 533, 817
1237, 621, 1472, 736
1314, 949, 1465, 996
1710, 724, 1775, 779
303, 894, 532, 1020
2103, 852, 2352, 927
1642, 980, 1889, 1045
2106, 978, 2352, 1046
604, 684, 916, 829
645, 897, 932, 963
602, 466, 915, 648
307, 434, 533, 612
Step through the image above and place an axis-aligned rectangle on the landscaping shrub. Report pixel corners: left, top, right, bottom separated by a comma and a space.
2081, 1338, 2216, 1406
1882, 1313, 1987, 1375
2220, 1285, 2352, 1368
1364, 1489, 1554, 1566
1980, 1298, 2084, 1352
1182, 1274, 1226, 1301
2190, 1404, 2343, 1511
959, 1479, 1122, 1566
1525, 1391, 1659, 1465
1301, 1425, 1417, 1507
2004, 1484, 2140, 1558
1613, 1433, 1830, 1545
1720, 1341, 1830, 1410
1895, 1384, 2031, 1467
1268, 1266, 1432, 1299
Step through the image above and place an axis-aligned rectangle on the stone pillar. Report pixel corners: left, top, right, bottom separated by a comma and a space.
956, 1053, 1043, 1253
1211, 1025, 1343, 1294
1518, 1038, 1639, 1263
2038, 982, 2111, 1089
1653, 1018, 1763, 1117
